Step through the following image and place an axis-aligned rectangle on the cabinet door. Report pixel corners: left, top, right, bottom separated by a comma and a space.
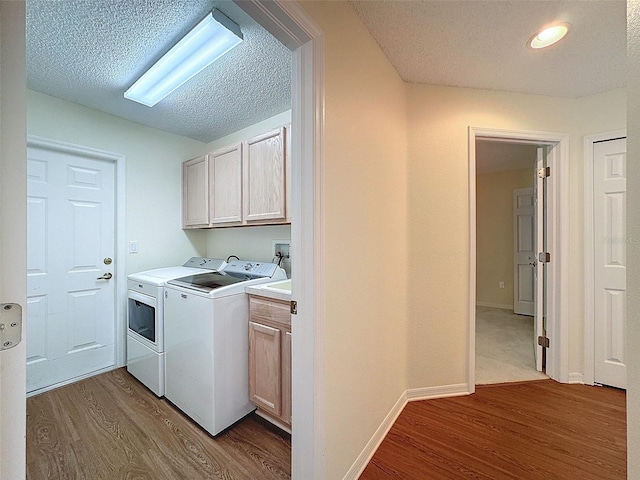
182, 155, 209, 227
249, 321, 282, 416
243, 127, 286, 222
282, 330, 292, 425
209, 143, 242, 225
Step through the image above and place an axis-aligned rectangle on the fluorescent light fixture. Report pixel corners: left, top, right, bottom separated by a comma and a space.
528, 23, 569, 49
124, 9, 243, 107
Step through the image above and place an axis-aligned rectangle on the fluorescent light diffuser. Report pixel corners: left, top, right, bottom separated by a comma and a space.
124, 9, 243, 107
528, 23, 569, 50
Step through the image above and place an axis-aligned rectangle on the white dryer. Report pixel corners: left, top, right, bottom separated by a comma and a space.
126, 257, 226, 396
164, 260, 287, 436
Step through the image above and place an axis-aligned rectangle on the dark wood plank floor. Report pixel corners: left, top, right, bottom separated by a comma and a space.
361, 380, 626, 480
26, 368, 291, 480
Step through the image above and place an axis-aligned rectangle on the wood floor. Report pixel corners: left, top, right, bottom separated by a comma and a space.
27, 373, 627, 480
26, 368, 291, 480
361, 380, 626, 480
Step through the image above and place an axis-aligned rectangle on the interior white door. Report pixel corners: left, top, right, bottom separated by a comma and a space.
27, 142, 116, 393
593, 138, 627, 389
513, 187, 535, 316
534, 147, 546, 372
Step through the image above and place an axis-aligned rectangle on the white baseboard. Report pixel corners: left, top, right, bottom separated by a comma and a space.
343, 383, 472, 479
568, 372, 585, 384
342, 391, 407, 480
475, 301, 513, 310
27, 364, 118, 398
406, 383, 470, 402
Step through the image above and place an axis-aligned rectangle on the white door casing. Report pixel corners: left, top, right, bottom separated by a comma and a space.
27, 138, 123, 395
593, 138, 627, 389
469, 128, 570, 391
0, 2, 27, 478
513, 187, 535, 316
232, 2, 325, 478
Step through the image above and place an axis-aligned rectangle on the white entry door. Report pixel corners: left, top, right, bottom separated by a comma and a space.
593, 138, 627, 389
27, 141, 117, 394
513, 187, 535, 316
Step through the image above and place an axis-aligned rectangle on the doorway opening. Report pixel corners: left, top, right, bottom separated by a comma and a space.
474, 139, 548, 384
19, 2, 323, 479
468, 127, 570, 392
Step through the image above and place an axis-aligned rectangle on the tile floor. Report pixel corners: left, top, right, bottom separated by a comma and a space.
476, 306, 548, 384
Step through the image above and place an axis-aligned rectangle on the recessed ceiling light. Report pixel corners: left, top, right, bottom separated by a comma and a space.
528, 23, 569, 49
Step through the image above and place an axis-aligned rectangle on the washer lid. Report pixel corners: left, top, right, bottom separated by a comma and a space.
167, 271, 246, 293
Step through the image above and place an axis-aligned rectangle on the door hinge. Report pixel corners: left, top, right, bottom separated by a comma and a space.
0, 303, 22, 350
538, 252, 551, 263
538, 335, 550, 348
538, 166, 550, 178
290, 300, 297, 315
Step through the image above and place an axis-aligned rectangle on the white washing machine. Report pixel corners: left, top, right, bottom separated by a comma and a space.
126, 257, 226, 396
164, 260, 287, 436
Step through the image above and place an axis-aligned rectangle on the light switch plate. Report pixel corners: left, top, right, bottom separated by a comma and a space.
0, 303, 22, 350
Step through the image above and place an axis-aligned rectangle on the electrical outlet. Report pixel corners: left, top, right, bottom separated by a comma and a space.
499, 281, 505, 289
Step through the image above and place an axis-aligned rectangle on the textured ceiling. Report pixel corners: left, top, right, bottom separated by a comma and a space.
350, 0, 626, 98
27, 1, 625, 145
26, 0, 292, 143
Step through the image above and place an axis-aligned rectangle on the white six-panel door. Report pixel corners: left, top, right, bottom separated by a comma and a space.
593, 138, 627, 389
513, 187, 535, 316
27, 143, 116, 394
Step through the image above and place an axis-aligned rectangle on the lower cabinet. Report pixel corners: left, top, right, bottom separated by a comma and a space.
248, 295, 291, 432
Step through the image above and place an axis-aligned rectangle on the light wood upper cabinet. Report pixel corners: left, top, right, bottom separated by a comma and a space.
182, 155, 209, 227
209, 143, 242, 226
244, 127, 286, 223
182, 125, 290, 229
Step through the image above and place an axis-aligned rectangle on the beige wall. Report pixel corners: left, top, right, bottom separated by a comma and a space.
476, 168, 534, 309
26, 90, 209, 274
300, 2, 409, 479
407, 84, 626, 389
626, 3, 639, 477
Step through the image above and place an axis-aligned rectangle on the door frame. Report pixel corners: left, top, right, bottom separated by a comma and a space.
0, 1, 27, 478
26, 135, 127, 391
468, 127, 570, 392
233, 2, 325, 478
583, 129, 626, 386
2, 1, 324, 477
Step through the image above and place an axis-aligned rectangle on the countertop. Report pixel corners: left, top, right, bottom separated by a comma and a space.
245, 279, 291, 302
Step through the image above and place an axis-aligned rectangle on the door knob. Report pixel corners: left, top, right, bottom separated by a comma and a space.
97, 272, 113, 280
529, 260, 537, 267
